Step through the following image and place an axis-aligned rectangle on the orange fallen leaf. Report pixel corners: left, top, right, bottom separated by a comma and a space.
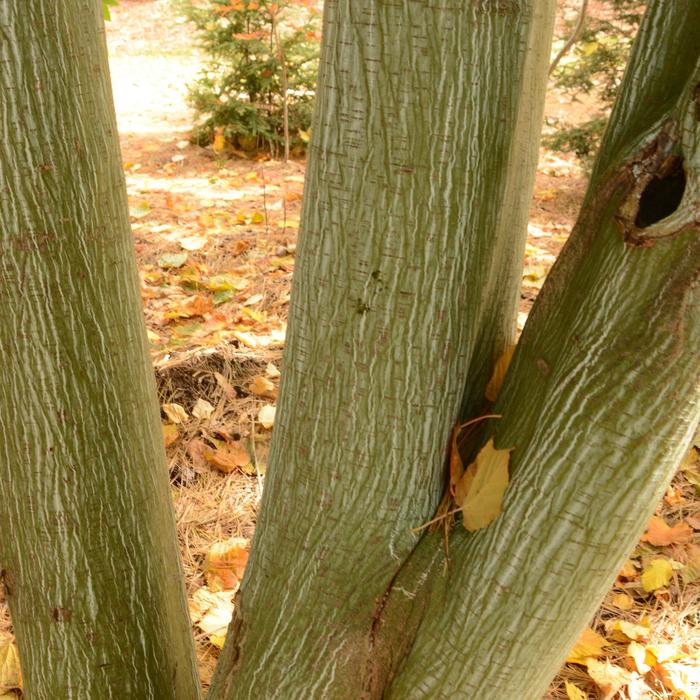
617, 559, 638, 580
566, 627, 609, 664
205, 537, 250, 591
249, 375, 277, 399
203, 442, 251, 473
609, 592, 634, 610
627, 641, 651, 674
641, 516, 693, 547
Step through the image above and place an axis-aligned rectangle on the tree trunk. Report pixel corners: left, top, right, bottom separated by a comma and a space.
386, 3, 700, 696
0, 3, 200, 698
209, 0, 700, 698
208, 1, 555, 697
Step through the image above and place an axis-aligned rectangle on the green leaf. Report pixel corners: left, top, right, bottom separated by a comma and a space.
102, 0, 118, 21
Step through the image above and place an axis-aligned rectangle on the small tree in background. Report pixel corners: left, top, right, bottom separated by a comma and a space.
545, 0, 645, 163
180, 0, 321, 156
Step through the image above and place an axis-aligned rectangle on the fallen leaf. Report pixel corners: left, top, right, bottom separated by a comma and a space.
266, 362, 281, 379
203, 442, 251, 473
685, 514, 700, 530
627, 641, 651, 674
656, 662, 699, 699
617, 559, 638, 580
162, 403, 188, 424
258, 404, 276, 429
641, 516, 693, 547
249, 375, 277, 399
214, 372, 236, 400
158, 252, 188, 269
614, 619, 650, 642
609, 592, 634, 610
585, 658, 633, 699
162, 423, 179, 448
205, 537, 250, 590
192, 398, 215, 421
646, 643, 683, 664
456, 439, 512, 532
564, 681, 587, 700
190, 587, 234, 641
0, 642, 21, 692
641, 558, 673, 592
180, 236, 208, 251
485, 346, 516, 402
566, 627, 609, 664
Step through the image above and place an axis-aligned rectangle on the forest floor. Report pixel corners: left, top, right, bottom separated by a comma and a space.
1, 1, 699, 698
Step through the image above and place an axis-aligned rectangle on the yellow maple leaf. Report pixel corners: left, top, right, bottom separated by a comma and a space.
456, 439, 512, 532
641, 558, 673, 592
566, 626, 609, 664
564, 681, 588, 700
485, 346, 516, 402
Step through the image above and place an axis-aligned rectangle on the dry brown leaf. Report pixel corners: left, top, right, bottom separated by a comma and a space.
485, 346, 516, 402
566, 627, 609, 665
203, 442, 250, 474
456, 439, 512, 532
641, 516, 693, 546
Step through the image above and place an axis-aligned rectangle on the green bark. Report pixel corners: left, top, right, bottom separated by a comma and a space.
208, 1, 555, 697
386, 2, 700, 697
0, 3, 199, 698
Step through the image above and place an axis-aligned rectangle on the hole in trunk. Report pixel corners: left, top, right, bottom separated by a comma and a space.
635, 157, 686, 228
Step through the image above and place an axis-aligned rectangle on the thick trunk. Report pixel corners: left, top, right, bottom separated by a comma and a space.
208, 1, 555, 698
0, 3, 199, 698
387, 2, 700, 697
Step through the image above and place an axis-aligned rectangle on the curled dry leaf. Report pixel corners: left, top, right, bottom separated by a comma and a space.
162, 402, 188, 424
455, 439, 512, 532
641, 516, 693, 547
265, 362, 281, 379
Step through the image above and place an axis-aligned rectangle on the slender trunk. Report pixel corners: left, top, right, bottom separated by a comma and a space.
0, 3, 199, 697
387, 2, 700, 697
549, 0, 589, 75
273, 15, 291, 163
208, 1, 555, 697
